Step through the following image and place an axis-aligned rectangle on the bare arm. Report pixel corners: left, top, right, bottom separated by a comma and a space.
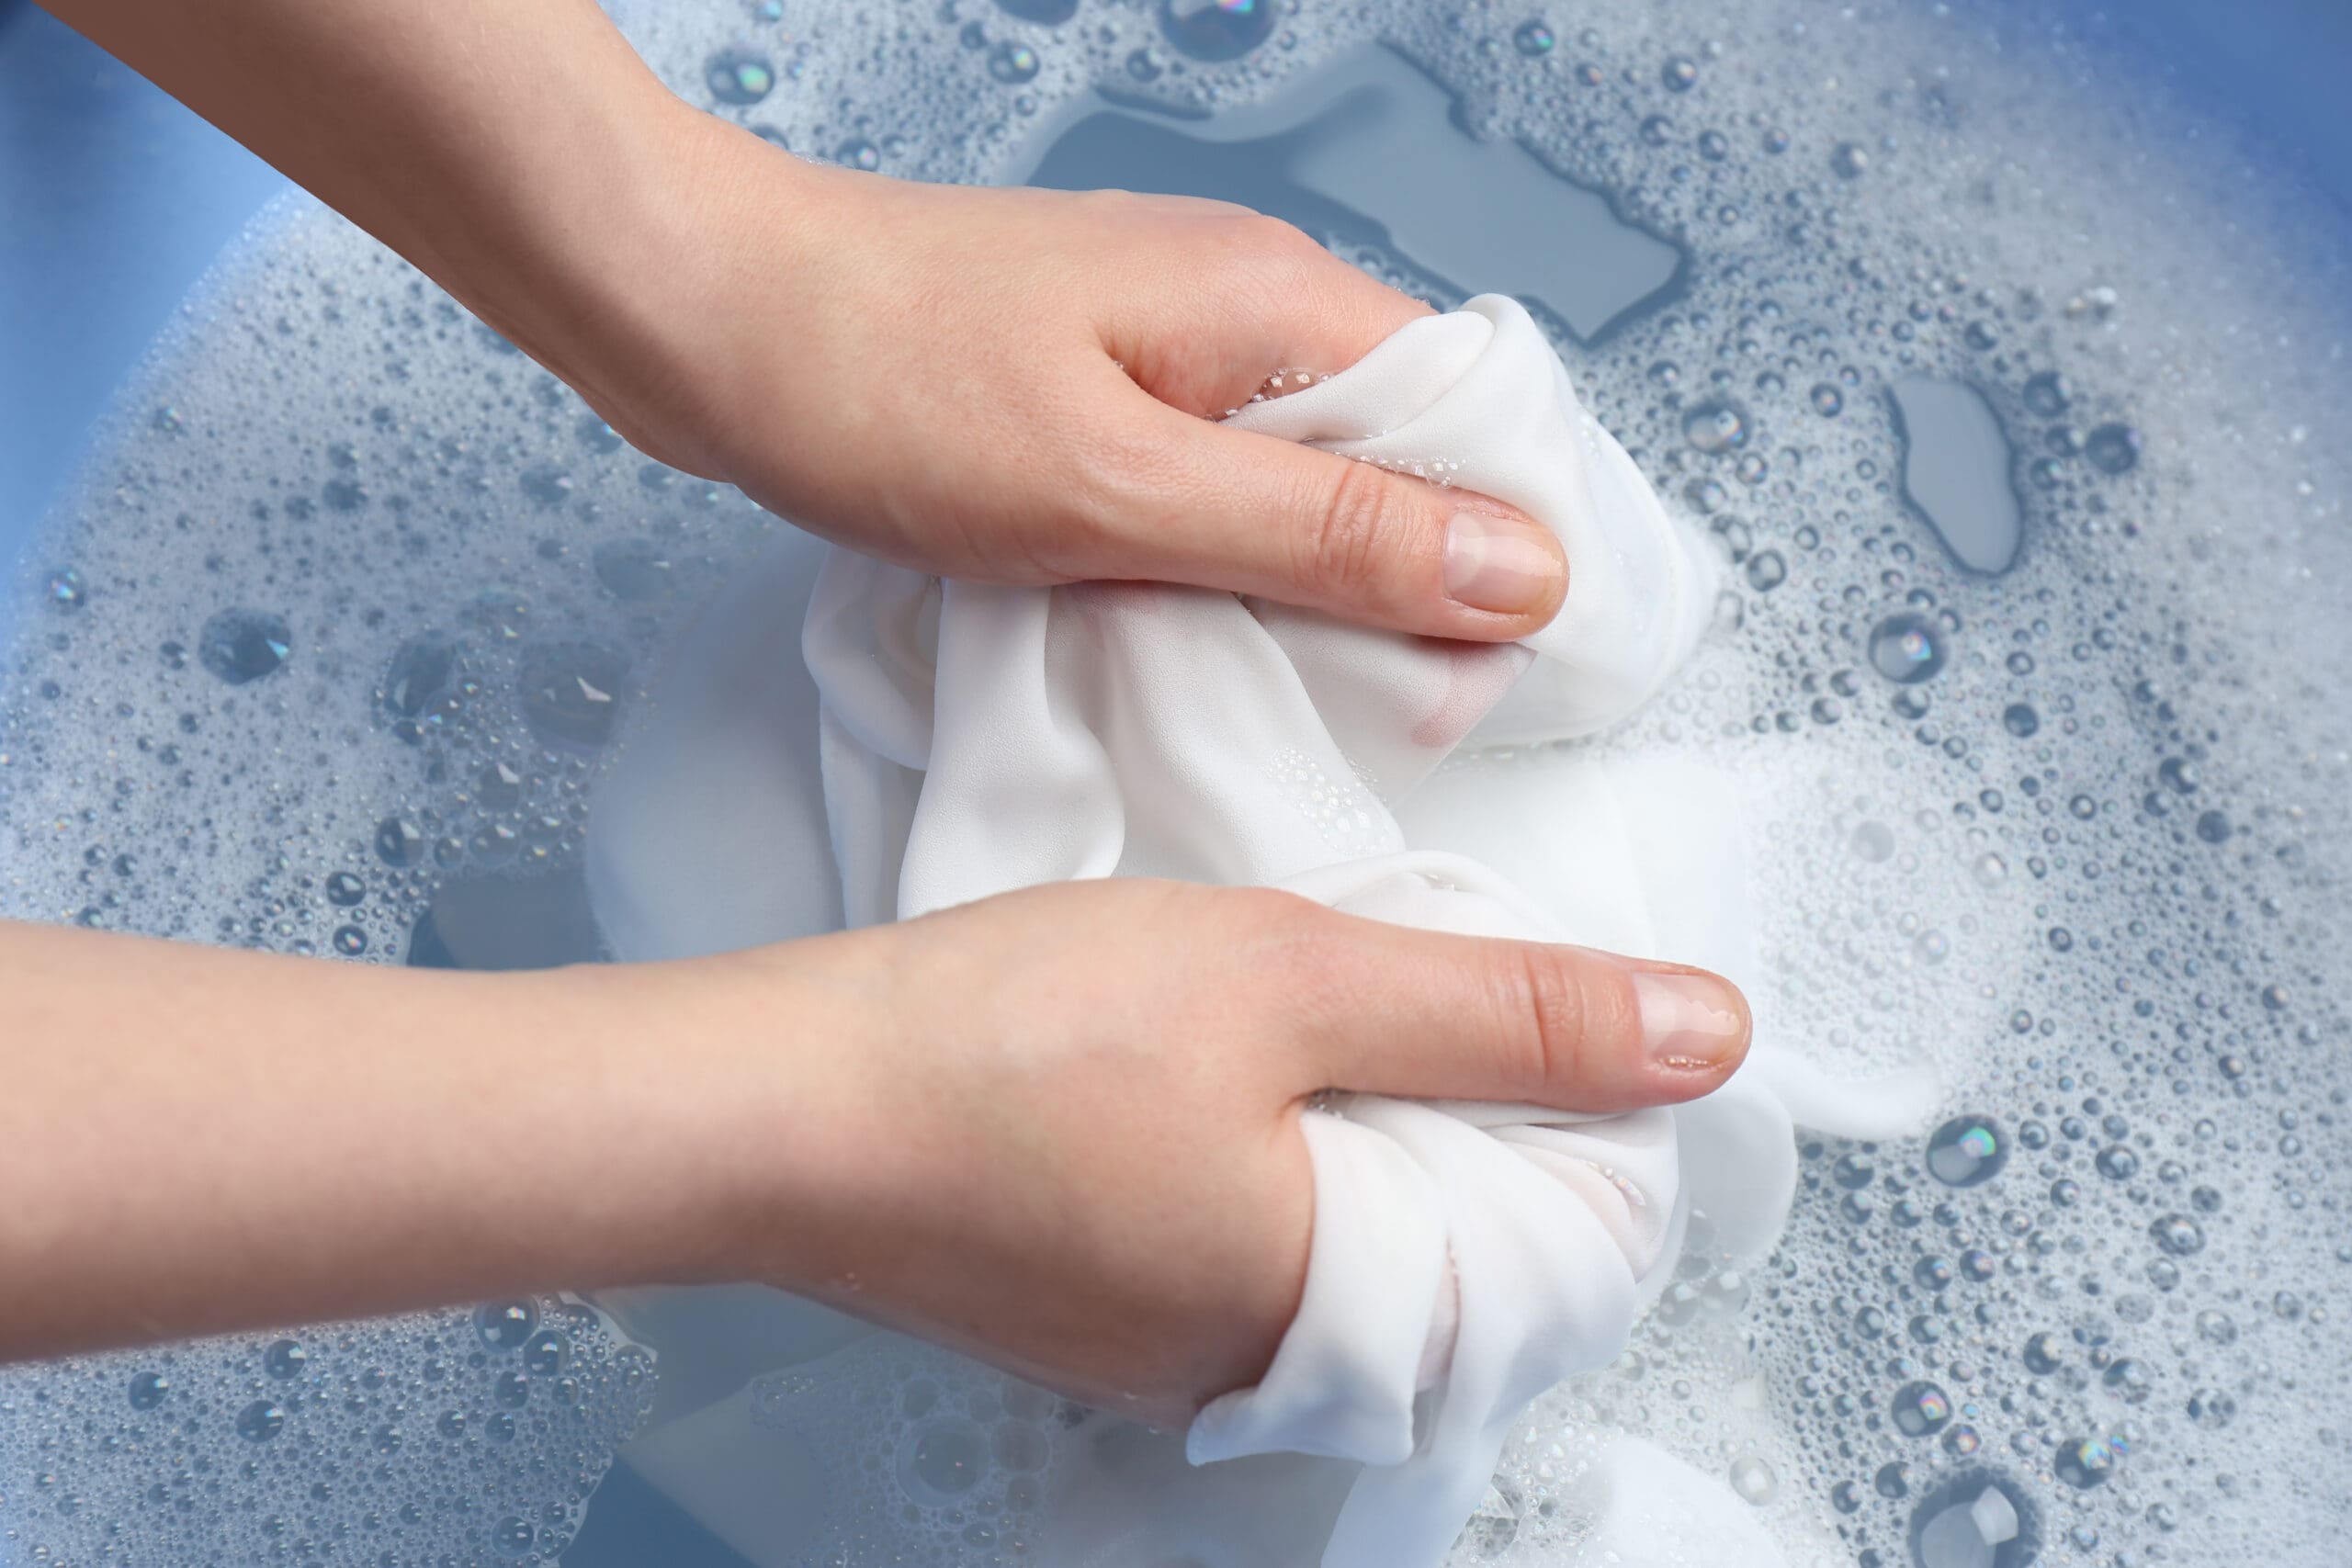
0, 885, 1746, 1423
0, 916, 827, 1357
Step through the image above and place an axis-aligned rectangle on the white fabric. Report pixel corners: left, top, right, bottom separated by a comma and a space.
585, 294, 1936, 1565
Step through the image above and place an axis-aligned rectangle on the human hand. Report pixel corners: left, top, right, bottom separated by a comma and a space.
42, 2, 1562, 637
698, 878, 1750, 1427
536, 110, 1569, 642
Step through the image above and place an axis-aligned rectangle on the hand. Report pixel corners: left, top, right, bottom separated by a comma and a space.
705, 879, 1750, 1426
44, 0, 1566, 642
520, 110, 1572, 643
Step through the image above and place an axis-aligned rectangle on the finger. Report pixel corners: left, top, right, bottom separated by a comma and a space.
1279, 901, 1751, 1112
1069, 398, 1568, 642
1095, 207, 1433, 420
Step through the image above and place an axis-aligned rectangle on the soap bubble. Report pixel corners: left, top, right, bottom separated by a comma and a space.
1682, 397, 1750, 453
1927, 1117, 2007, 1186
899, 1419, 990, 1505
706, 48, 776, 105
1160, 0, 1274, 62
2054, 1435, 2119, 1488
516, 642, 628, 747
475, 1300, 538, 1351
2085, 422, 2142, 474
197, 610, 291, 685
1893, 1380, 1953, 1437
1869, 612, 1948, 683
234, 1400, 286, 1443
988, 40, 1041, 83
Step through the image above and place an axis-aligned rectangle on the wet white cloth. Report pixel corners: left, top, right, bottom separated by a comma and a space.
586, 294, 1938, 1566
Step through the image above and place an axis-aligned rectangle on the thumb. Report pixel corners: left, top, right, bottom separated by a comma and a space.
1283, 901, 1751, 1112
1074, 397, 1568, 642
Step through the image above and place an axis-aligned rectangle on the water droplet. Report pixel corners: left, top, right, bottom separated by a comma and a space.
2021, 371, 2071, 417
988, 40, 1041, 83
1810, 381, 1845, 416
1869, 612, 1948, 683
1927, 1116, 2006, 1186
523, 1329, 569, 1377
263, 1339, 308, 1380
2084, 423, 2141, 475
900, 1419, 989, 1505
1909, 1474, 2030, 1567
375, 816, 424, 868
383, 632, 459, 719
2186, 1387, 2235, 1428
2149, 1213, 2204, 1256
235, 1400, 287, 1442
1893, 1380, 1952, 1437
476, 1300, 538, 1351
706, 49, 776, 105
1681, 397, 1749, 454
516, 641, 628, 747
1661, 56, 1699, 93
2053, 1435, 2118, 1488
1512, 19, 1555, 56
1727, 1454, 1778, 1504
198, 609, 292, 684
128, 1371, 169, 1410
837, 138, 881, 171
1159, 0, 1274, 63
43, 568, 85, 612
1831, 141, 1870, 178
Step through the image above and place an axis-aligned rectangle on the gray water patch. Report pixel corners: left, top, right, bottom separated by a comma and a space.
1016, 46, 1687, 345
1887, 377, 2024, 576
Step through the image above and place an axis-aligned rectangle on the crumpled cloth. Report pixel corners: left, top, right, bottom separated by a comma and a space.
586, 294, 1938, 1566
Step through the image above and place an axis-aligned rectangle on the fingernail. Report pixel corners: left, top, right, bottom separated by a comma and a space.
1442, 511, 1565, 616
1631, 969, 1749, 1070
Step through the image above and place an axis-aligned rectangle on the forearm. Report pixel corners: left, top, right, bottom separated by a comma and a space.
0, 921, 858, 1360
36, 0, 712, 398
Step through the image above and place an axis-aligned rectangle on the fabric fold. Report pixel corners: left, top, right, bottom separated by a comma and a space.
586, 293, 1937, 1565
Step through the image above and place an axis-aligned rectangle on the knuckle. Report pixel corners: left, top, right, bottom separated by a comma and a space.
1237, 211, 1320, 259
1503, 948, 1640, 1100
1301, 458, 1408, 601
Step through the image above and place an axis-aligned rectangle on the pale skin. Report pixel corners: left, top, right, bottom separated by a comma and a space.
10, 0, 1753, 1427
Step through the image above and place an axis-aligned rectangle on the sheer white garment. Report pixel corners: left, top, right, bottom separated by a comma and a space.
586, 295, 1938, 1566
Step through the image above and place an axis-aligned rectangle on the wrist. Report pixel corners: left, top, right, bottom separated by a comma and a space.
558, 932, 899, 1294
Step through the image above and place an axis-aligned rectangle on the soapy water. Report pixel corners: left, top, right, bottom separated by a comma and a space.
1, 0, 2349, 1563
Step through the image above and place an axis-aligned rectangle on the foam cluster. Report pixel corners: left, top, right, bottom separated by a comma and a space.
3, 0, 2348, 1564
